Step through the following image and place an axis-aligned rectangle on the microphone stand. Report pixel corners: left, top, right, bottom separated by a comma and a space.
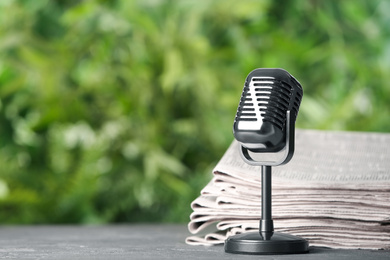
225, 111, 309, 254
260, 165, 273, 241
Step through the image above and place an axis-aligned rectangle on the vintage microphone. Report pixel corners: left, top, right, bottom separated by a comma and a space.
224, 68, 309, 254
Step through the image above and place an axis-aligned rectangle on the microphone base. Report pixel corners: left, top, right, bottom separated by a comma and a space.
224, 231, 309, 255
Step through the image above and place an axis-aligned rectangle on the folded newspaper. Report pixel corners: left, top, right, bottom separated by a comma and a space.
186, 129, 390, 250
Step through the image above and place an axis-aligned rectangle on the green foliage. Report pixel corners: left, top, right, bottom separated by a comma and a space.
0, 0, 389, 223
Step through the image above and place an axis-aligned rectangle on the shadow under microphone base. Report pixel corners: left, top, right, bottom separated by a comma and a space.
225, 111, 309, 255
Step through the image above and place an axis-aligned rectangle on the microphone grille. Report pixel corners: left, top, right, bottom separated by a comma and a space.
235, 69, 303, 132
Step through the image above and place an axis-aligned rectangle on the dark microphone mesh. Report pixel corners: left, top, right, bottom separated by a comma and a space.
248, 77, 302, 130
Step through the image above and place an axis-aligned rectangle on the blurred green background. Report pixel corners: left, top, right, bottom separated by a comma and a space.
0, 0, 389, 224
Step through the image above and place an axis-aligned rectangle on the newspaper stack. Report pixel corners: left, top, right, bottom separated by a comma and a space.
186, 129, 390, 250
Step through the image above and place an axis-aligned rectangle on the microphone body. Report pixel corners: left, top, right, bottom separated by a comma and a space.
233, 68, 303, 153
225, 69, 309, 254
225, 68, 308, 255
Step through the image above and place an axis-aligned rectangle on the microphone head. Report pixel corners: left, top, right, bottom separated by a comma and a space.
233, 68, 303, 152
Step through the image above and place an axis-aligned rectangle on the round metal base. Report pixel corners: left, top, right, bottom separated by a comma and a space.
224, 232, 309, 255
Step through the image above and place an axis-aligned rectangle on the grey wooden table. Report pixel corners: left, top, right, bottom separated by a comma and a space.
0, 224, 389, 259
